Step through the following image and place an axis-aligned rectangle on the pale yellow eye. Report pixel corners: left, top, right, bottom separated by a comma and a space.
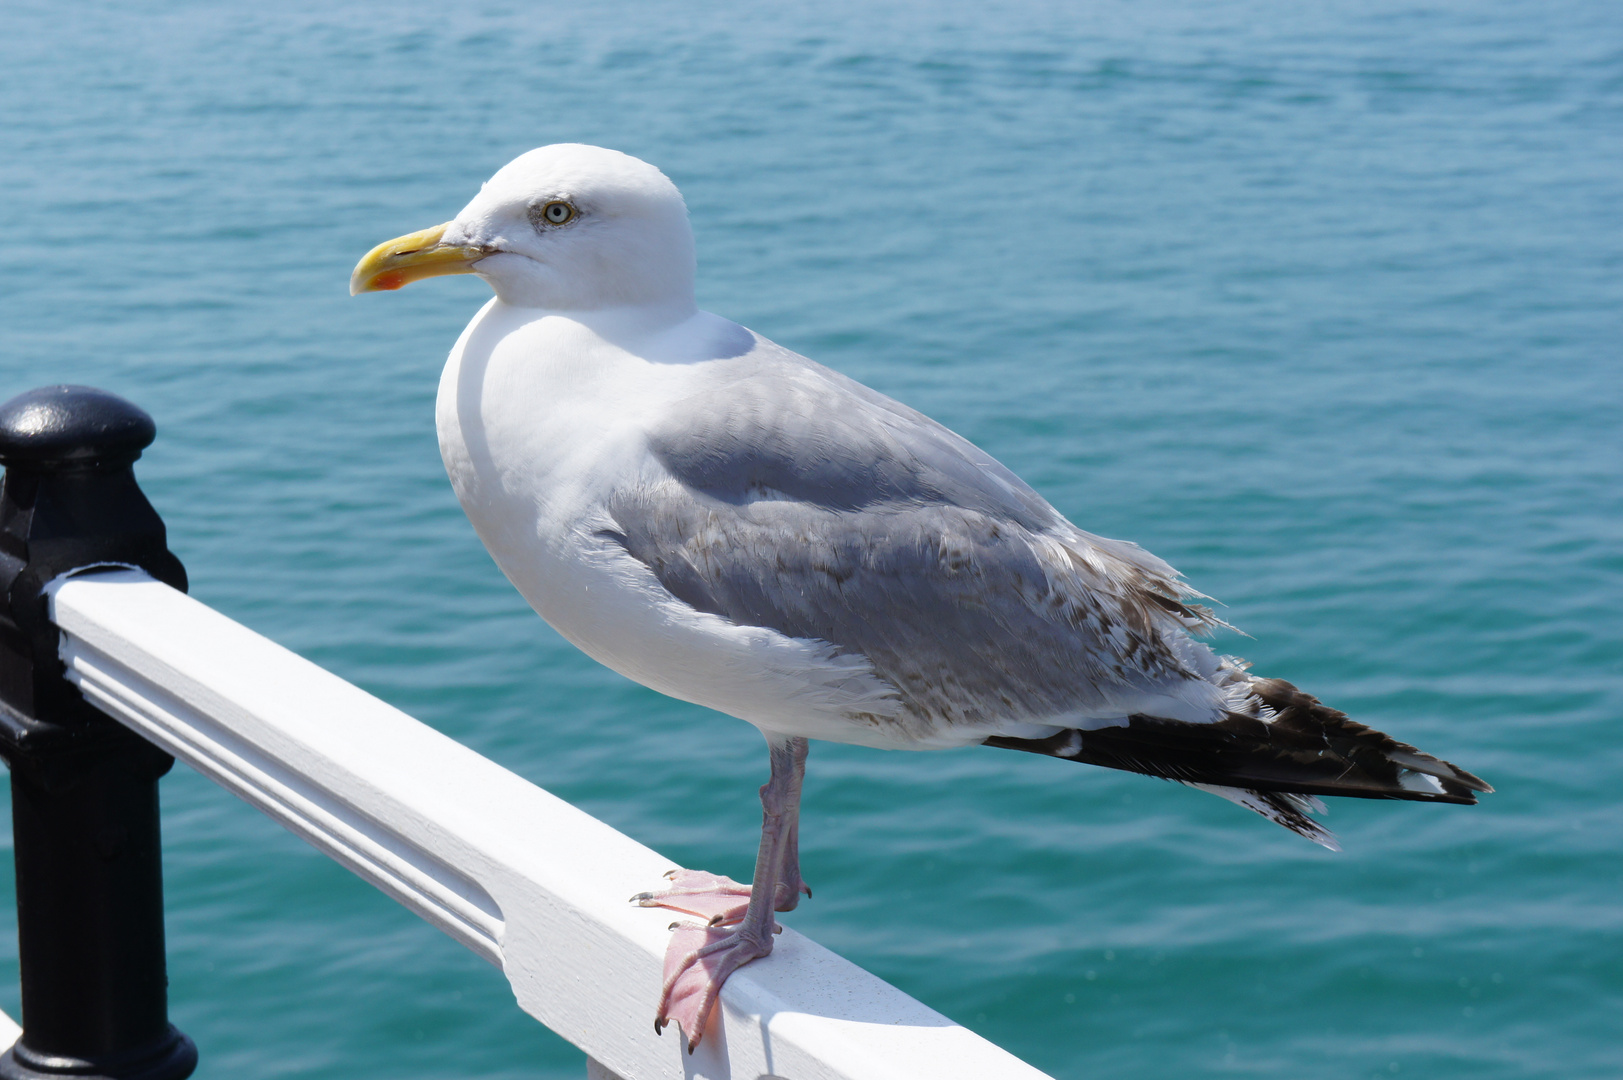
532, 200, 576, 227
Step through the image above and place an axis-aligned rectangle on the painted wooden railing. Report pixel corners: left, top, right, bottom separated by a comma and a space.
0, 386, 1050, 1080
52, 568, 1051, 1080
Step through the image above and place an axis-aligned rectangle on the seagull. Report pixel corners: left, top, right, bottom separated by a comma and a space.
351, 144, 1490, 1051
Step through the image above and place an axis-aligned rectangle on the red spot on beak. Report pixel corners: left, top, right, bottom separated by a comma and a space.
374, 272, 406, 291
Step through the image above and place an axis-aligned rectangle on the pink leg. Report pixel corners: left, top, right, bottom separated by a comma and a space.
632, 735, 809, 1052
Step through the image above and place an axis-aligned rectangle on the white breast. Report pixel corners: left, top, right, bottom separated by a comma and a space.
434, 300, 910, 747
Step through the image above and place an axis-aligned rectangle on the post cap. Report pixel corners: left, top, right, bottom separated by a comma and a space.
0, 386, 157, 471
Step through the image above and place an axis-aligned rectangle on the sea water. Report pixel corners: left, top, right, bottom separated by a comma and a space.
1, 1, 1618, 1076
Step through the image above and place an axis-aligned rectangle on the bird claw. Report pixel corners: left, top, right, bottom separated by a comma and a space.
632, 869, 755, 925
633, 868, 812, 930
637, 866, 804, 1050
654, 921, 777, 1053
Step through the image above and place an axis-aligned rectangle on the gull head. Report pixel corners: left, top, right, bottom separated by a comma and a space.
351, 144, 696, 314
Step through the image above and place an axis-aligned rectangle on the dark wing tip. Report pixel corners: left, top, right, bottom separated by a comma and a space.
1445, 763, 1494, 795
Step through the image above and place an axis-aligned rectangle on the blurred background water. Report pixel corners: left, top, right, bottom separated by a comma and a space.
2, 1, 1619, 1076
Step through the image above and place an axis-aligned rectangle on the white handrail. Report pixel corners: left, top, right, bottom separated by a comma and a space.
50, 570, 1052, 1080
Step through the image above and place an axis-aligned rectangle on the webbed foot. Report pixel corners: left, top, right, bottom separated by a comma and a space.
653, 919, 780, 1053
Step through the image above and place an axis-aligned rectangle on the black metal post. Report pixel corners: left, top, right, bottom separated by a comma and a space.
0, 386, 195, 1080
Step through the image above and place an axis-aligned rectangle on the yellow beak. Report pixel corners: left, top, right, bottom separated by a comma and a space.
349, 222, 493, 295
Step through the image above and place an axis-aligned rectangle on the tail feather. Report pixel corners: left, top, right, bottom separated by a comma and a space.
1187, 784, 1341, 851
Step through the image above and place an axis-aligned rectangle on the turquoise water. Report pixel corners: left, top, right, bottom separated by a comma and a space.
2, 1, 1619, 1076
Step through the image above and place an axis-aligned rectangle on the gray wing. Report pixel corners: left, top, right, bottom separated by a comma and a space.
604, 345, 1216, 733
